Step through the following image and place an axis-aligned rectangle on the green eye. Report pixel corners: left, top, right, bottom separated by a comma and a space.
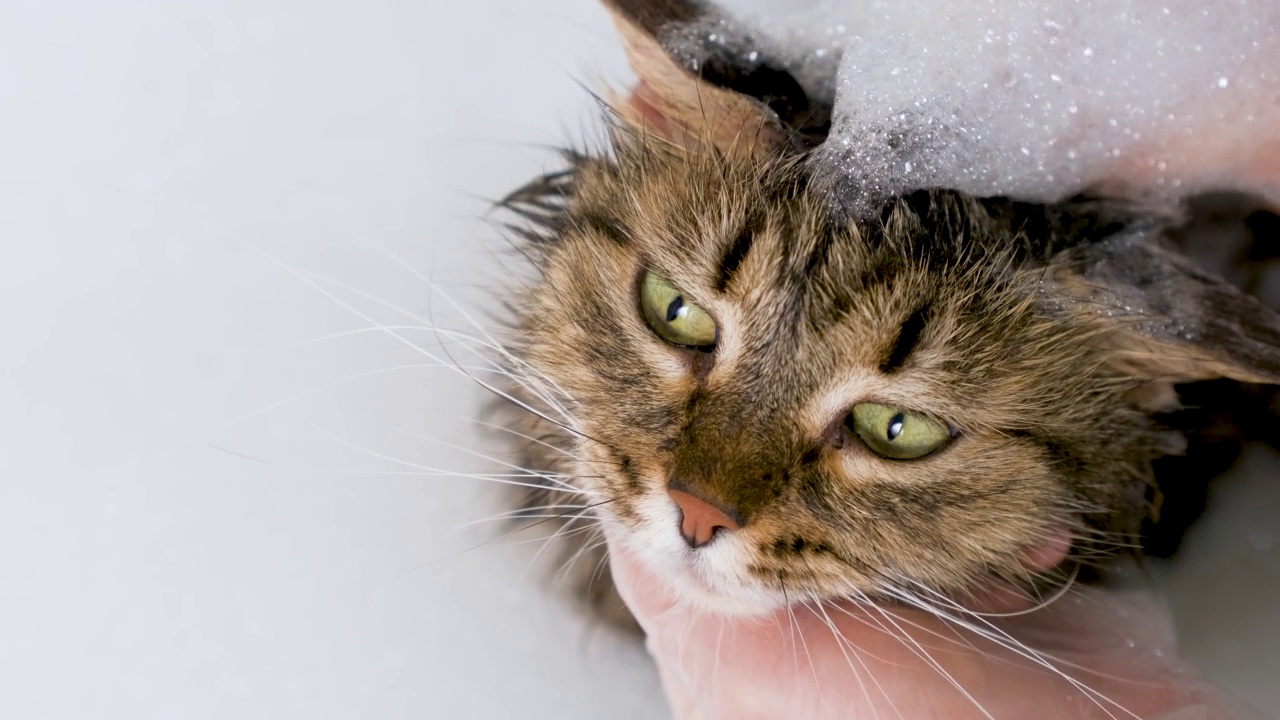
849, 403, 953, 460
639, 271, 718, 349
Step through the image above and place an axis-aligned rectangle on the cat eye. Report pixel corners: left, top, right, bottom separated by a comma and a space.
848, 403, 953, 460
639, 271, 718, 350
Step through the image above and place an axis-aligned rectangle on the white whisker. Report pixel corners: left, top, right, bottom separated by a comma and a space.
859, 597, 997, 720
882, 585, 1138, 720
249, 247, 586, 442
522, 510, 603, 578
461, 416, 602, 466
809, 601, 889, 720
371, 422, 585, 493
304, 423, 588, 495
388, 249, 578, 418
229, 362, 489, 426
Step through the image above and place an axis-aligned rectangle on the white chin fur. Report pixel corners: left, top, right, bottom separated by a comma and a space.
601, 491, 789, 618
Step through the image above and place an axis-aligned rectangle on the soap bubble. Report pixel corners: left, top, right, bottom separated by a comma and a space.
679, 1, 1280, 216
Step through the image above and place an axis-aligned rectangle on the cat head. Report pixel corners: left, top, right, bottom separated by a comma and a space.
499, 0, 1280, 615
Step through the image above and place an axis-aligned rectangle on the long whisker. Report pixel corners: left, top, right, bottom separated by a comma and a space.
252, 324, 496, 353
524, 509, 605, 580
377, 250, 582, 426
229, 362, 492, 426
860, 599, 998, 720
463, 510, 594, 527
899, 581, 1157, 691
461, 416, 619, 468
312, 466, 597, 488
809, 601, 890, 720
415, 498, 614, 573
790, 600, 824, 708
370, 422, 585, 493
881, 585, 1140, 719
250, 247, 594, 447
552, 531, 609, 586
960, 564, 1083, 619
305, 422, 587, 495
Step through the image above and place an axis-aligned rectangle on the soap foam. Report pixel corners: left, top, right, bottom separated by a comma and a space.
691, 1, 1280, 215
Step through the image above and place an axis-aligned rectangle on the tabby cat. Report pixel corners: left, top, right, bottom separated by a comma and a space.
492, 0, 1280, 623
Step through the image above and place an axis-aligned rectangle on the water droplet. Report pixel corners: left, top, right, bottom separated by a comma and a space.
1217, 76, 1230, 89
904, 161, 913, 172
1083, 47, 1094, 57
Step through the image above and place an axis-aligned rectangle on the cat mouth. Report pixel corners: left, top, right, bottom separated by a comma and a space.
627, 541, 789, 616
601, 486, 1078, 618
599, 491, 801, 616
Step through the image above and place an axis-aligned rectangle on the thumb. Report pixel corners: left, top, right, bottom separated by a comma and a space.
602, 531, 681, 632
604, 528, 1267, 720
603, 534, 709, 720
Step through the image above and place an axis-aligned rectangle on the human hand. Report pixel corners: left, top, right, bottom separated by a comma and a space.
608, 542, 1262, 720
1096, 91, 1280, 210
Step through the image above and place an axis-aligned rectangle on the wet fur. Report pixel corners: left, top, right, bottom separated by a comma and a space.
490, 0, 1280, 627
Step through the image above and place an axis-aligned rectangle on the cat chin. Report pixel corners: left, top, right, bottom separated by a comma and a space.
666, 578, 789, 617
602, 496, 793, 618
627, 539, 791, 617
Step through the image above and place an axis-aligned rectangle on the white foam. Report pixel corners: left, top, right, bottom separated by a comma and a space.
718, 0, 1280, 212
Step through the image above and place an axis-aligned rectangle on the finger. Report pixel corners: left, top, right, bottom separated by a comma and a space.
654, 658, 704, 720
1097, 110, 1280, 209
608, 534, 1258, 719
603, 532, 681, 632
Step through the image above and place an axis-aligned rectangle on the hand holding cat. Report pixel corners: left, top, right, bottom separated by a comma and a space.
608, 542, 1262, 720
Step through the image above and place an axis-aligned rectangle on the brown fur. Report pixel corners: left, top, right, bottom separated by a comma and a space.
489, 0, 1280, 626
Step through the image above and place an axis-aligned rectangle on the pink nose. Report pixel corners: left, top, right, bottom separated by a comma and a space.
667, 487, 741, 549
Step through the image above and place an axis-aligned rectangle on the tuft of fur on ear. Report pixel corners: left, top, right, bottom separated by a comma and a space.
1055, 228, 1280, 386
601, 0, 789, 156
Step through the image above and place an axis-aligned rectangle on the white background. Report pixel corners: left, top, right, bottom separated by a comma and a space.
0, 0, 1274, 718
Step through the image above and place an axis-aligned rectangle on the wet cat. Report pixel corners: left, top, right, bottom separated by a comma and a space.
491, 0, 1280, 624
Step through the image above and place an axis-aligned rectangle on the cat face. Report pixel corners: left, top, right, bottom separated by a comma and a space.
498, 0, 1280, 615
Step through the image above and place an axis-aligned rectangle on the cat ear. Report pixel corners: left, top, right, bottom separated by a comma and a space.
1054, 229, 1280, 386
600, 0, 827, 155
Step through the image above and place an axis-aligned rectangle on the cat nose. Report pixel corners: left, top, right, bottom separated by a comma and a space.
666, 484, 742, 549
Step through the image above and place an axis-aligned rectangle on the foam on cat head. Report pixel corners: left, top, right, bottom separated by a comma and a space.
667, 0, 1280, 215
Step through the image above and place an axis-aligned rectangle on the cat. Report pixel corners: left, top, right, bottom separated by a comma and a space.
490, 0, 1280, 626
